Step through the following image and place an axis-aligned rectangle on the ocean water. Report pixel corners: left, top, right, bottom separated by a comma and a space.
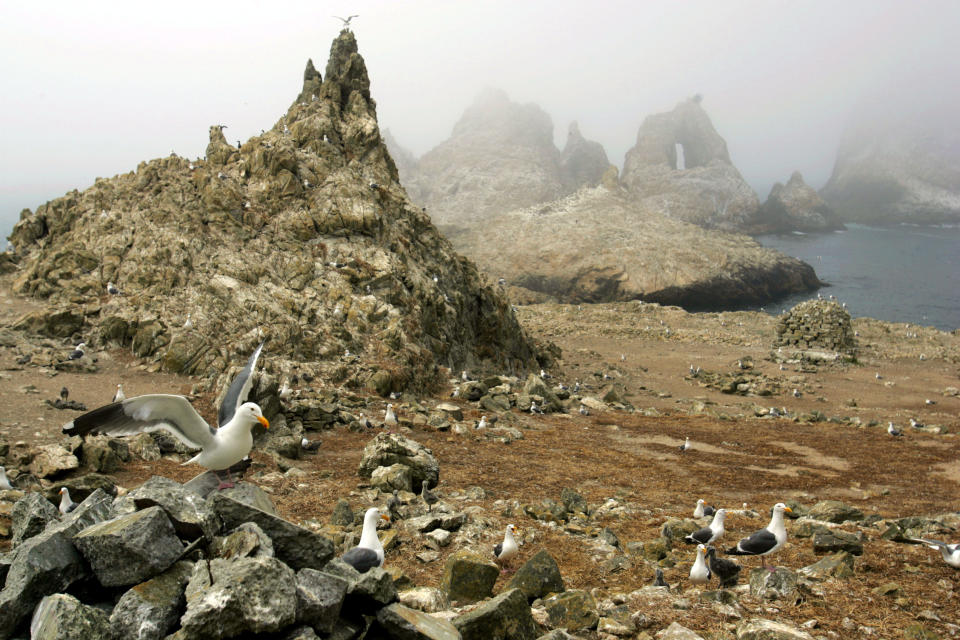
753, 224, 960, 332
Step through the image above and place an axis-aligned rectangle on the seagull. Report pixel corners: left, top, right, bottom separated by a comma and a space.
706, 546, 742, 587
689, 364, 696, 376
539, 369, 549, 380
679, 437, 691, 453
911, 538, 960, 569
112, 384, 125, 403
279, 381, 293, 401
529, 401, 543, 415
341, 507, 390, 573
60, 387, 69, 402
183, 313, 193, 330
333, 14, 359, 27
461, 370, 469, 382
685, 509, 726, 545
0, 465, 12, 490
359, 413, 373, 429
476, 415, 487, 429
421, 480, 439, 512
63, 343, 269, 490
792, 388, 801, 398
386, 490, 401, 521
909, 418, 923, 429
652, 567, 668, 587
300, 437, 321, 452
384, 404, 398, 432
693, 499, 716, 519
58, 487, 77, 514
875, 372, 883, 380
106, 281, 120, 295
726, 502, 793, 570
578, 405, 589, 416
67, 343, 85, 361
925, 399, 936, 405
494, 524, 520, 571
888, 422, 903, 437
689, 544, 711, 584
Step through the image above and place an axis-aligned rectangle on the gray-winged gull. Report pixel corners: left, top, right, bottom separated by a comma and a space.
58, 487, 77, 514
0, 465, 12, 490
494, 523, 520, 571
888, 422, 903, 437
384, 404, 398, 431
689, 544, 710, 584
341, 507, 390, 573
63, 343, 268, 489
679, 437, 691, 453
693, 498, 716, 518
685, 508, 726, 545
726, 502, 792, 570
113, 384, 125, 403
912, 538, 960, 568
67, 343, 85, 361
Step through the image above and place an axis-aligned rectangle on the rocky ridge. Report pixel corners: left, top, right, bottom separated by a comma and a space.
756, 172, 844, 234
445, 185, 820, 306
620, 97, 762, 232
7, 31, 542, 395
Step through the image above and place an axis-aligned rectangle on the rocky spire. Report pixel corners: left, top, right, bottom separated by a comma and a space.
322, 29, 372, 109
560, 121, 610, 191
205, 125, 235, 165
294, 59, 322, 105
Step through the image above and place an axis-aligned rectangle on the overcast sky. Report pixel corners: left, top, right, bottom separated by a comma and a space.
2, 0, 958, 240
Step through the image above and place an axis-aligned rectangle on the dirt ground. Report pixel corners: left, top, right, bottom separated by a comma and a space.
2, 276, 959, 638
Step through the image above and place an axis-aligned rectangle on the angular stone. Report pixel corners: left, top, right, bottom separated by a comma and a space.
736, 617, 814, 639
284, 627, 322, 640
129, 432, 162, 461
904, 624, 940, 640
661, 518, 699, 540
442, 550, 500, 603
72, 506, 184, 587
79, 435, 122, 473
191, 477, 277, 515
507, 549, 565, 601
213, 521, 275, 559
426, 528, 453, 548
811, 530, 863, 556
536, 631, 578, 640
399, 586, 450, 613
560, 488, 587, 515
357, 433, 439, 492
0, 530, 86, 640
46, 488, 113, 539
806, 500, 863, 524
658, 621, 706, 639
178, 556, 297, 639
109, 561, 193, 640
29, 593, 110, 640
10, 492, 60, 546
541, 589, 598, 632
371, 463, 413, 492
453, 588, 538, 640
348, 566, 398, 608
407, 514, 443, 533
29, 445, 79, 478
749, 567, 798, 602
125, 475, 220, 540
296, 568, 349, 633
58, 474, 117, 501
209, 492, 333, 570
798, 551, 856, 580
376, 603, 460, 639
330, 498, 355, 526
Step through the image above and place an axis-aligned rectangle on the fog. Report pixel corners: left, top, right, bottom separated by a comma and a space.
2, 0, 958, 241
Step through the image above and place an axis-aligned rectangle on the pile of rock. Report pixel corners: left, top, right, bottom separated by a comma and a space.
774, 300, 856, 354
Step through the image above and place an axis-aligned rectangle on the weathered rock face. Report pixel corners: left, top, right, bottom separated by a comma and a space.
620, 97, 761, 231
820, 112, 960, 225
447, 185, 820, 307
559, 121, 611, 192
757, 172, 844, 233
407, 89, 606, 229
381, 128, 418, 188
7, 31, 541, 394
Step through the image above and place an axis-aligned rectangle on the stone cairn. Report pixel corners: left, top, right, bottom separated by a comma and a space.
774, 299, 856, 354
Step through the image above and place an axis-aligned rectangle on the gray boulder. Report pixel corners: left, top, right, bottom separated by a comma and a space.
346, 566, 399, 611
212, 521, 275, 559
109, 561, 194, 640
357, 433, 439, 492
46, 488, 113, 538
29, 593, 110, 640
330, 498, 356, 526
372, 463, 414, 492
123, 475, 219, 540
10, 492, 60, 546
72, 505, 184, 587
178, 556, 297, 639
811, 530, 863, 556
657, 622, 706, 639
28, 444, 79, 479
749, 567, 799, 602
807, 500, 863, 524
375, 602, 461, 640
209, 492, 333, 570
0, 530, 87, 640
441, 550, 499, 603
296, 568, 349, 633
398, 586, 450, 613
541, 589, 598, 632
453, 588, 538, 640
506, 549, 564, 601
737, 617, 814, 639
798, 551, 856, 580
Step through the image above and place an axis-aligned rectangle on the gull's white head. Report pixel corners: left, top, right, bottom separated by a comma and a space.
236, 402, 269, 429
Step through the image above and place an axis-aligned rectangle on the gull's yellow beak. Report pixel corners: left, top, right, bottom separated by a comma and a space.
257, 416, 270, 429
783, 506, 793, 513
381, 514, 391, 522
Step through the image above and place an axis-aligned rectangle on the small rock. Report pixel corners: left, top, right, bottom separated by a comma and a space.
507, 549, 565, 601
330, 499, 355, 526
109, 561, 194, 640
28, 444, 79, 478
811, 530, 863, 556
10, 491, 60, 546
656, 621, 706, 639
807, 500, 863, 524
542, 589, 599, 632
736, 617, 814, 639
296, 568, 349, 633
399, 587, 450, 613
371, 463, 413, 492
453, 588, 539, 640
376, 603, 461, 639
30, 593, 110, 640
442, 550, 500, 604
748, 567, 798, 602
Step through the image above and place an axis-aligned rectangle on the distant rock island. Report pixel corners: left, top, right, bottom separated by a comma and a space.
756, 171, 844, 234
8, 31, 542, 393
821, 105, 960, 225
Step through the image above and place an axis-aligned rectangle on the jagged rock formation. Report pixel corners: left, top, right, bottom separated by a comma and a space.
820, 112, 960, 225
380, 129, 417, 188
7, 31, 541, 394
445, 184, 820, 307
756, 172, 844, 233
406, 89, 608, 229
620, 97, 761, 231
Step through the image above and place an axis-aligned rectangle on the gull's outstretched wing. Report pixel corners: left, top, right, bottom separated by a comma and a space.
64, 394, 215, 449
218, 342, 264, 427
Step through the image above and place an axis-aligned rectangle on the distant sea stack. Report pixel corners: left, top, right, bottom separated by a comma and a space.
620, 96, 761, 232
755, 171, 844, 233
407, 88, 610, 229
8, 30, 542, 393
446, 183, 821, 307
821, 105, 960, 225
